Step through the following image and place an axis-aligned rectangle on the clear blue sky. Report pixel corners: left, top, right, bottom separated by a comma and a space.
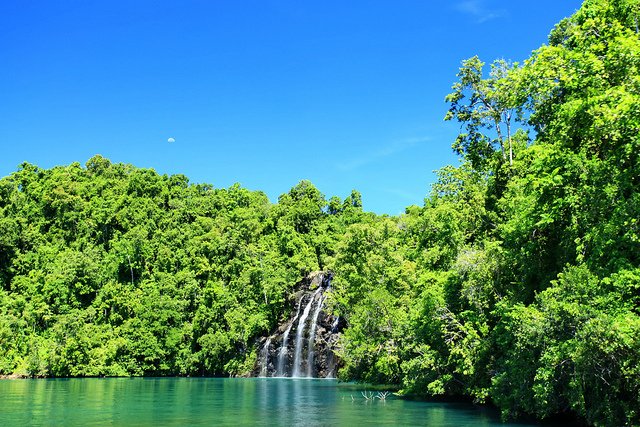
1, 0, 583, 214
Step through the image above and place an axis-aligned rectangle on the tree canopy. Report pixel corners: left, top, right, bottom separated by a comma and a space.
2, 1, 640, 425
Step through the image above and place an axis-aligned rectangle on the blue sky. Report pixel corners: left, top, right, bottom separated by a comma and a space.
1, 0, 582, 214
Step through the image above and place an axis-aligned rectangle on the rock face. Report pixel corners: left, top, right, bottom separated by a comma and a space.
253, 272, 343, 378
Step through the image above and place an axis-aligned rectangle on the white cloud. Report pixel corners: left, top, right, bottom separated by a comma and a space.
455, 0, 506, 23
336, 137, 429, 172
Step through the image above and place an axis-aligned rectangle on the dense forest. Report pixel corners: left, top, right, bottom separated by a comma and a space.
2, 0, 640, 425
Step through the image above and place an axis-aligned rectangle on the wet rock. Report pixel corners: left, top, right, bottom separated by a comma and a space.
253, 271, 343, 378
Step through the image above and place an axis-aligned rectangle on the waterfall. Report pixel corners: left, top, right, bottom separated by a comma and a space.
291, 288, 321, 378
331, 316, 340, 333
259, 337, 271, 377
276, 299, 303, 377
255, 272, 341, 378
306, 294, 325, 377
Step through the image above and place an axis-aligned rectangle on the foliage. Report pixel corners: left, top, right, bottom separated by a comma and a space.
2, 1, 640, 425
0, 157, 340, 377
329, 1, 640, 425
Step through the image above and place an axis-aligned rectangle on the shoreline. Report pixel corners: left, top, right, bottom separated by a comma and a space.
0, 374, 29, 380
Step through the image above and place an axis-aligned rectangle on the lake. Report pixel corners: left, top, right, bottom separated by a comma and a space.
1, 378, 557, 426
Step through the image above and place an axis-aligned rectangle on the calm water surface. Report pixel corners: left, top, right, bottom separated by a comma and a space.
1, 378, 553, 426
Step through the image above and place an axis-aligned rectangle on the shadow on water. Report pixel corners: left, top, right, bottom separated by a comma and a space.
0, 378, 576, 426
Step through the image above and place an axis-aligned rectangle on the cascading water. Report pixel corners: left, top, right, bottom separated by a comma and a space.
306, 293, 325, 377
254, 272, 341, 378
276, 299, 303, 377
259, 337, 271, 377
331, 316, 340, 333
291, 288, 321, 378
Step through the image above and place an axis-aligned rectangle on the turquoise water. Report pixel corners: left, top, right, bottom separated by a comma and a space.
1, 378, 552, 426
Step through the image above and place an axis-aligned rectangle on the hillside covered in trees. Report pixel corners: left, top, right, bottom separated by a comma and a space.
2, 0, 640, 425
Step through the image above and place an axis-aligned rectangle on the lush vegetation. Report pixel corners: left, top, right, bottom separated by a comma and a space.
330, 1, 640, 425
0, 156, 368, 377
1, 0, 639, 425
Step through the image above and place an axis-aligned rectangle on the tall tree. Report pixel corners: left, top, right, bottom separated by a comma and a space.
445, 57, 526, 170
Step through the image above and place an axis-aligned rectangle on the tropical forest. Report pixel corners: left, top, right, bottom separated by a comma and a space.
2, 0, 640, 425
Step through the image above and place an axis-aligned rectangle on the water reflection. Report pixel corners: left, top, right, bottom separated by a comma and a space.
0, 378, 561, 426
